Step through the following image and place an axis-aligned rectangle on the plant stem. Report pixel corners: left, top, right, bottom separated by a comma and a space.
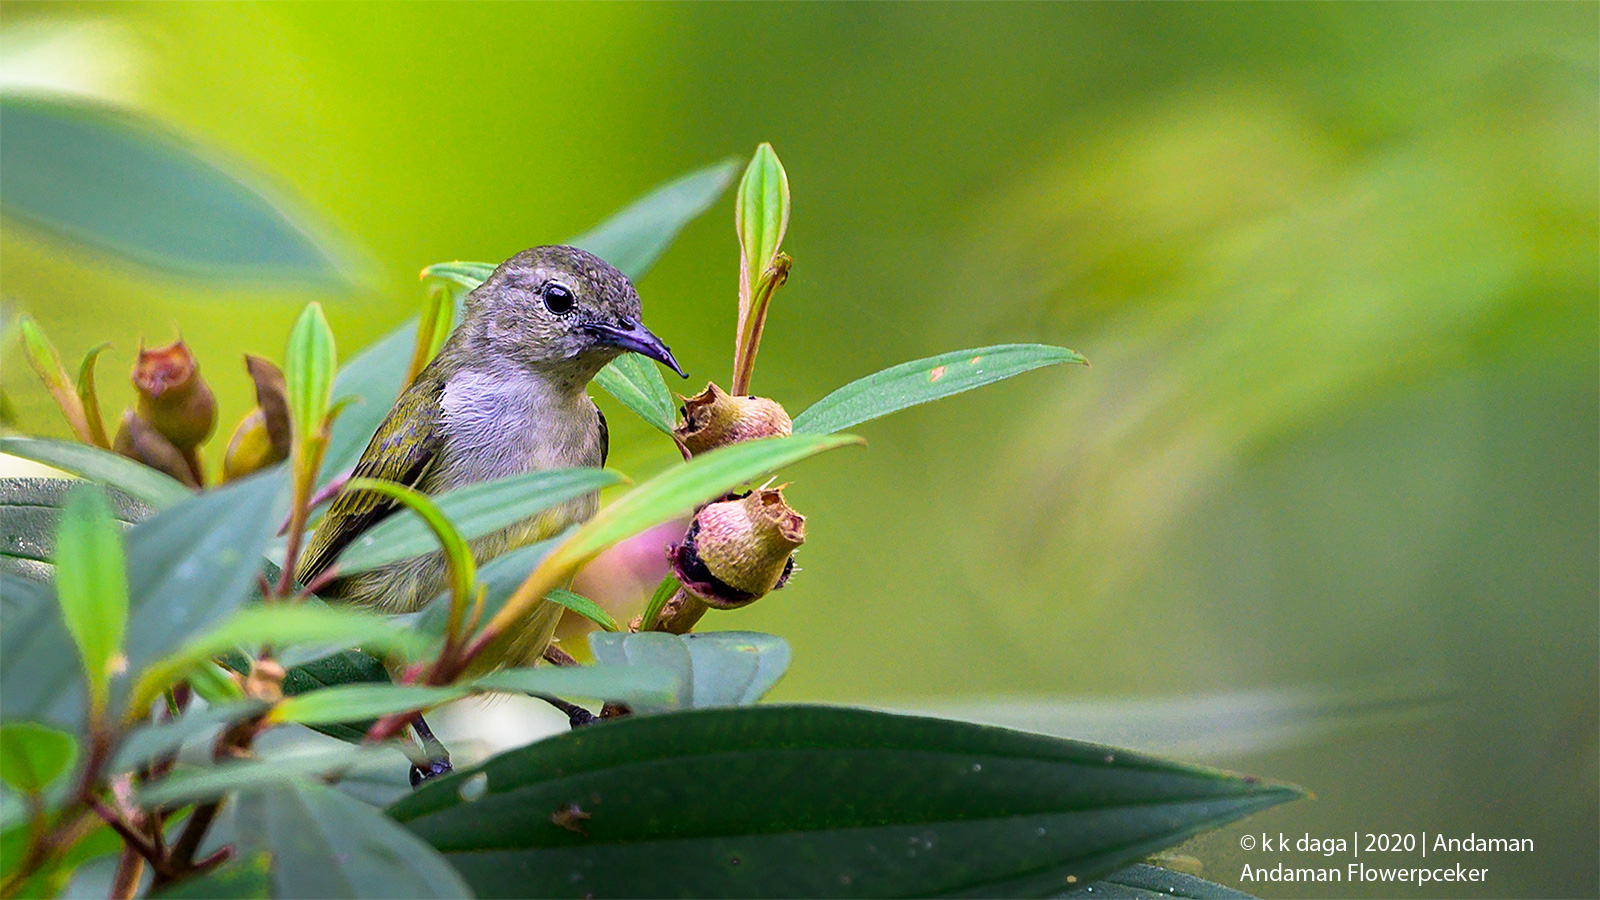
109, 846, 144, 900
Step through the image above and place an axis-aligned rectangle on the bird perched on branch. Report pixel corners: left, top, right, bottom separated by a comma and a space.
296, 245, 684, 663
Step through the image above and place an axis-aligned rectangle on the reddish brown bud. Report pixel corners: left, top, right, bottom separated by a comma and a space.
132, 340, 216, 453
673, 382, 792, 456
114, 410, 200, 488
244, 354, 291, 459
670, 488, 805, 609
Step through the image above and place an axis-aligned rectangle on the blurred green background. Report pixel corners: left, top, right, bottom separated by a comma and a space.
2, 3, 1595, 897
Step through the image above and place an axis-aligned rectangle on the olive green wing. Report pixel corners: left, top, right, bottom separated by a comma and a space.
295, 378, 445, 586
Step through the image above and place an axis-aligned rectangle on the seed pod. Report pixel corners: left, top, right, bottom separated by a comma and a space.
243, 354, 292, 459
221, 355, 292, 481
132, 340, 216, 454
673, 382, 791, 456
114, 410, 200, 489
670, 488, 805, 609
222, 410, 276, 481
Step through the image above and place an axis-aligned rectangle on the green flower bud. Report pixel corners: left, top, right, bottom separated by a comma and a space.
673, 382, 792, 456
132, 340, 216, 454
113, 410, 200, 488
670, 488, 805, 610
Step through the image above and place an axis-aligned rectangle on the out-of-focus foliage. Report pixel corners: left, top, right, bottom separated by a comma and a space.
0, 4, 1593, 897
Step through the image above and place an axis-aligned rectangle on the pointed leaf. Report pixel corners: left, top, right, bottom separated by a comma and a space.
471, 664, 681, 707
52, 486, 128, 714
75, 343, 111, 449
1063, 863, 1255, 899
271, 684, 468, 727
113, 701, 268, 773
391, 705, 1302, 899
333, 468, 622, 575
420, 261, 495, 290
0, 96, 346, 283
592, 353, 677, 434
792, 344, 1088, 436
0, 723, 76, 793
136, 748, 393, 807
571, 157, 741, 277
285, 303, 336, 447
545, 588, 621, 632
0, 437, 192, 508
227, 780, 472, 899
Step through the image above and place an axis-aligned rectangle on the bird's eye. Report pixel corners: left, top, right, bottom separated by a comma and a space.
543, 284, 576, 315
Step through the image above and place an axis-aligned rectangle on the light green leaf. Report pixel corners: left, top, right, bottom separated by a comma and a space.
132, 605, 427, 715
271, 684, 468, 727
0, 723, 77, 792
472, 664, 681, 706
0, 438, 192, 508
545, 588, 621, 632
792, 343, 1088, 436
334, 468, 622, 575
592, 353, 677, 434
737, 143, 791, 299
136, 747, 392, 807
588, 630, 790, 710
52, 486, 128, 715
391, 705, 1302, 898
419, 261, 494, 290
571, 157, 741, 277
340, 478, 475, 625
226, 780, 472, 899
0, 96, 346, 283
408, 537, 563, 643
285, 303, 337, 446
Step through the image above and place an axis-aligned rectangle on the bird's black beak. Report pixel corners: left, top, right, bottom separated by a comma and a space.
586, 319, 687, 378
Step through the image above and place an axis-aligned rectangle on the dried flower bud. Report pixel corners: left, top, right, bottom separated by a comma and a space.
670, 488, 805, 610
673, 382, 792, 456
114, 410, 200, 488
244, 354, 291, 459
243, 658, 286, 703
221, 410, 276, 481
132, 340, 216, 454
221, 355, 292, 481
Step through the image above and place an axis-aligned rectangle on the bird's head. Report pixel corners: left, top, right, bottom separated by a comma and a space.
464, 245, 685, 381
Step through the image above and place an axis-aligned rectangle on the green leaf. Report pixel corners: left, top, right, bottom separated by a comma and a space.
112, 701, 268, 774
419, 261, 495, 290
545, 588, 621, 632
226, 780, 472, 899
588, 631, 790, 710
471, 664, 681, 707
52, 486, 128, 715
339, 479, 476, 634
280, 649, 393, 744
152, 852, 273, 899
736, 143, 791, 300
592, 353, 677, 434
792, 344, 1088, 436
75, 343, 111, 449
1061, 864, 1255, 899
0, 478, 149, 578
392, 705, 1301, 898
133, 605, 427, 715
0, 96, 346, 283
271, 684, 468, 727
334, 468, 622, 575
571, 157, 741, 278
0, 818, 121, 900
408, 538, 563, 643
285, 303, 337, 446
0, 723, 77, 792
137, 747, 393, 807
0, 437, 192, 508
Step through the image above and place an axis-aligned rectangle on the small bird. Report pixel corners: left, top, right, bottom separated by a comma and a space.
296, 245, 684, 664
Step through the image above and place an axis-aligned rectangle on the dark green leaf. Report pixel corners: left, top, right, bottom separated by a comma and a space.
1059, 864, 1255, 899
52, 486, 128, 714
392, 705, 1300, 899
0, 573, 82, 730
0, 722, 77, 792
281, 649, 393, 744
0, 477, 149, 575
112, 701, 269, 773
335, 468, 622, 575
153, 852, 273, 899
0, 96, 346, 283
272, 684, 468, 727
592, 353, 677, 434
0, 437, 190, 508
227, 780, 472, 899
792, 344, 1088, 436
